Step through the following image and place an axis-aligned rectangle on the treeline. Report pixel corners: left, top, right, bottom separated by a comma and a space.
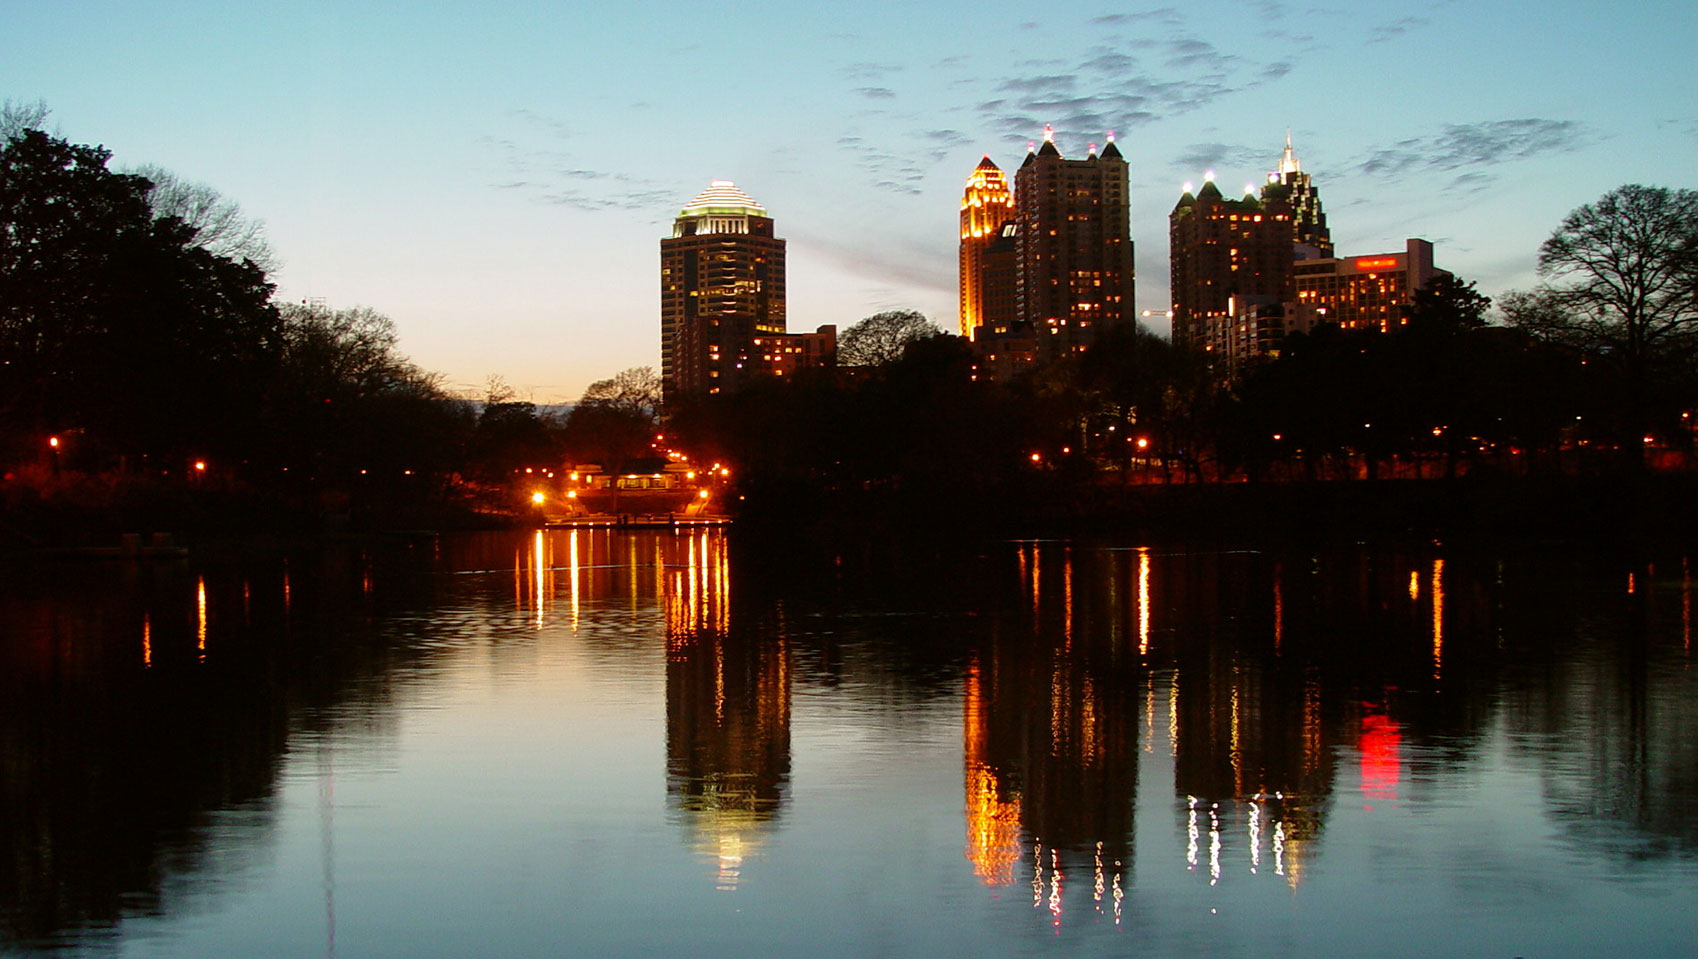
0, 116, 611, 538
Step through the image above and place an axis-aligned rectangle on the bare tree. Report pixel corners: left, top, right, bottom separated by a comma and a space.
1505, 185, 1698, 376
578, 366, 661, 419
1504, 184, 1698, 446
0, 98, 51, 143
131, 163, 276, 271
276, 301, 434, 395
837, 309, 943, 367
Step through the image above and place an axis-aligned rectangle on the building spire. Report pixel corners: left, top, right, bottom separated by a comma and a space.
1279, 130, 1301, 176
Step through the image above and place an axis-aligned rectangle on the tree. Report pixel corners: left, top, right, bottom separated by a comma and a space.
131, 164, 276, 271
836, 309, 942, 367
561, 367, 661, 467
1, 129, 280, 465
1504, 185, 1698, 446
260, 302, 464, 482
578, 366, 661, 421
0, 98, 51, 143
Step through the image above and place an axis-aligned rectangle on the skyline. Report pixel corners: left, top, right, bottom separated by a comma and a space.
4, 0, 1694, 402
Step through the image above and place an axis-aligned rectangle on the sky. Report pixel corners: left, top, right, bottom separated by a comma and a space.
5, 0, 1695, 403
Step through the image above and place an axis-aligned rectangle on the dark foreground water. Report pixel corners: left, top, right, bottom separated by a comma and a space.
2, 530, 1695, 958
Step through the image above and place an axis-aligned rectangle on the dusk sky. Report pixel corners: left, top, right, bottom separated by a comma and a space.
5, 0, 1694, 402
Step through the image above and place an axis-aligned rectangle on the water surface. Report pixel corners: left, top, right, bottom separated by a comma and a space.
2, 530, 1694, 957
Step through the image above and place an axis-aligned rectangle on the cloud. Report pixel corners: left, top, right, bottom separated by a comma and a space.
789, 227, 954, 294
1081, 51, 1138, 73
1091, 8, 1183, 27
973, 12, 1299, 144
855, 87, 897, 99
483, 112, 674, 214
840, 61, 903, 80
1173, 142, 1266, 172
1165, 38, 1228, 70
1368, 17, 1428, 44
1358, 119, 1590, 176
1662, 116, 1698, 139
1445, 172, 1496, 196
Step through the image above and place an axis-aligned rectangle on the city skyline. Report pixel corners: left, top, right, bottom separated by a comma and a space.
4, 0, 1693, 401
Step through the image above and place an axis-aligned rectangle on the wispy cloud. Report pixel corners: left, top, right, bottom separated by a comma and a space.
1358, 119, 1589, 176
972, 12, 1298, 145
1173, 142, 1267, 173
840, 61, 904, 81
1368, 16, 1428, 44
855, 87, 897, 99
482, 113, 673, 213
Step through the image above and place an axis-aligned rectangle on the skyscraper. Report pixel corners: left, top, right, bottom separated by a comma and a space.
1261, 133, 1331, 257
1168, 177, 1296, 352
958, 156, 1017, 339
660, 181, 786, 402
1013, 126, 1135, 360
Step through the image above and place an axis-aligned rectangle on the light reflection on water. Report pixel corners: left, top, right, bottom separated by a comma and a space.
1, 531, 1695, 957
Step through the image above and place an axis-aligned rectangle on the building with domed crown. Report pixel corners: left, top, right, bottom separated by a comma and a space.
660, 180, 788, 401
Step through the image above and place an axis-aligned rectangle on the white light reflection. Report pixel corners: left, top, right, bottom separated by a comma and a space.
1032, 840, 1045, 907
1248, 800, 1262, 874
533, 530, 547, 629
569, 529, 581, 629
1208, 804, 1222, 885
1048, 847, 1063, 931
1186, 797, 1200, 869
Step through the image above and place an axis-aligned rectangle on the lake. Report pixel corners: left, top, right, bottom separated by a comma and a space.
3, 529, 1694, 957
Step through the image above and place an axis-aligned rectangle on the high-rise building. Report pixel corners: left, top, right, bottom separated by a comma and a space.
1295, 239, 1447, 332
959, 157, 1017, 340
660, 181, 786, 402
1168, 177, 1297, 352
1261, 133, 1332, 257
1013, 126, 1135, 360
1169, 137, 1450, 378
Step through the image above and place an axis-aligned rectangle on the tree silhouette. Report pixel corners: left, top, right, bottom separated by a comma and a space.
0, 130, 279, 467
1504, 184, 1698, 452
836, 309, 941, 367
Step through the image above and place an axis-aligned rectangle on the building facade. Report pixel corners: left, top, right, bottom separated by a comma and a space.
1294, 238, 1446, 332
959, 157, 1018, 339
752, 324, 837, 379
1168, 178, 1297, 352
1169, 137, 1450, 378
1261, 133, 1332, 257
1013, 127, 1135, 360
660, 181, 787, 402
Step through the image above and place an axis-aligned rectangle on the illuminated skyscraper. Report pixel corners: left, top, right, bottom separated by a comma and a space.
660, 181, 786, 402
1014, 126, 1135, 360
1168, 176, 1297, 353
1261, 133, 1331, 257
958, 156, 1017, 339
